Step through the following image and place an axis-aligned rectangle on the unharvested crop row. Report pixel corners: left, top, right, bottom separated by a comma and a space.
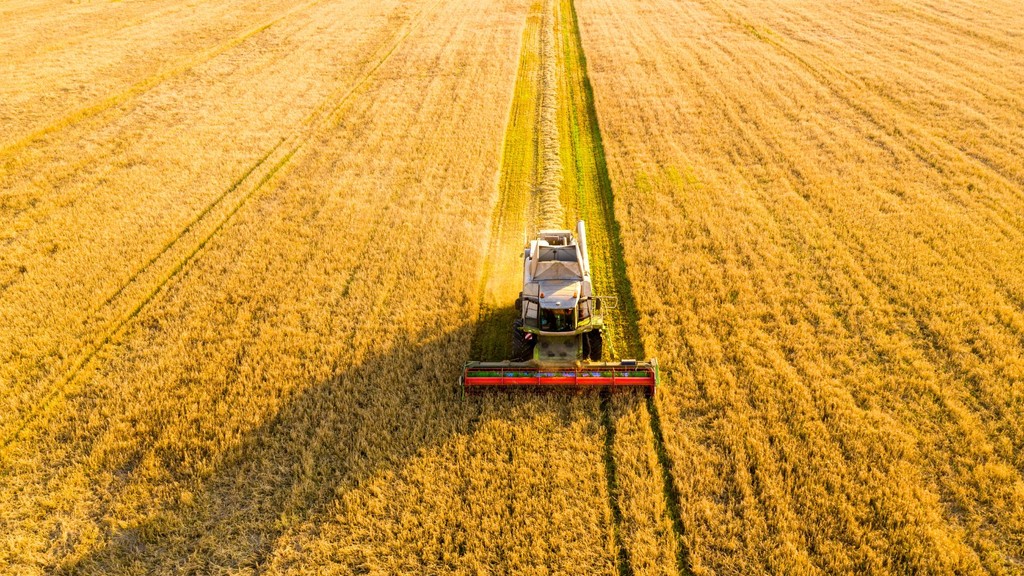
0, 0, 322, 149
577, 0, 1024, 572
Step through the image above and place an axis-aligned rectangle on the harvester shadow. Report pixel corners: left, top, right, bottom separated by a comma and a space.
58, 317, 614, 574
469, 303, 518, 362
59, 324, 484, 574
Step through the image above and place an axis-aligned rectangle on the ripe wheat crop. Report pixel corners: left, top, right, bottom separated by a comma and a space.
3, 0, 1022, 573
578, 0, 1024, 572
1, 0, 624, 573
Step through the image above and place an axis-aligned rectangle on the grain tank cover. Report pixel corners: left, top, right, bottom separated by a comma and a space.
532, 244, 583, 281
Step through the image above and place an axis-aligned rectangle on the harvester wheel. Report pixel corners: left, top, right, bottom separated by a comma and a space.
587, 330, 603, 361
511, 319, 535, 362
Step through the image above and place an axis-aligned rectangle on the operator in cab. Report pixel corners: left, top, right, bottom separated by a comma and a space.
539, 307, 575, 332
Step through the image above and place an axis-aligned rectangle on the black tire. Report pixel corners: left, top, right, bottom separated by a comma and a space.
587, 330, 603, 361
511, 319, 535, 362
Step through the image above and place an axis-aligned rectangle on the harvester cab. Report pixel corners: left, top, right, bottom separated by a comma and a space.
462, 220, 658, 395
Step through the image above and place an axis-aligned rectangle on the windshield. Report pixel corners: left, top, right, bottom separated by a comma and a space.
539, 307, 575, 332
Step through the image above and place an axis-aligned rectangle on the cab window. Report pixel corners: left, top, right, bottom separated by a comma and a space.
539, 308, 575, 332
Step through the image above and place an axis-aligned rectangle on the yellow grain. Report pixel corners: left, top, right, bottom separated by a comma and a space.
577, 0, 1024, 571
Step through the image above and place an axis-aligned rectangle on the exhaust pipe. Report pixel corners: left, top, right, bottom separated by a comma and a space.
576, 220, 590, 275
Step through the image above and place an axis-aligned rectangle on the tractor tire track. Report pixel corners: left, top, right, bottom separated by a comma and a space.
553, 3, 637, 571
600, 392, 636, 576
0, 0, 445, 454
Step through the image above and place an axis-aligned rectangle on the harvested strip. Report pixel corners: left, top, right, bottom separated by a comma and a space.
468, 0, 541, 362
534, 0, 564, 230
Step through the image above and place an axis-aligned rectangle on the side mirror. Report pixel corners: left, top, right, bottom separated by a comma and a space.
515, 298, 522, 312
595, 298, 602, 311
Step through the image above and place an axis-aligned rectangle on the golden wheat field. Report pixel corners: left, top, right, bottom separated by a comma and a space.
1, 0, 1023, 573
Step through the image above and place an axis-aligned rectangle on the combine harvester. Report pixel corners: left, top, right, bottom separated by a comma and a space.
462, 220, 658, 395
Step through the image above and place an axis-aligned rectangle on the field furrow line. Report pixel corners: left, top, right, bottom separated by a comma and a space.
0, 0, 445, 454
0, 0, 327, 163
600, 392, 635, 576
701, 0, 1024, 221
